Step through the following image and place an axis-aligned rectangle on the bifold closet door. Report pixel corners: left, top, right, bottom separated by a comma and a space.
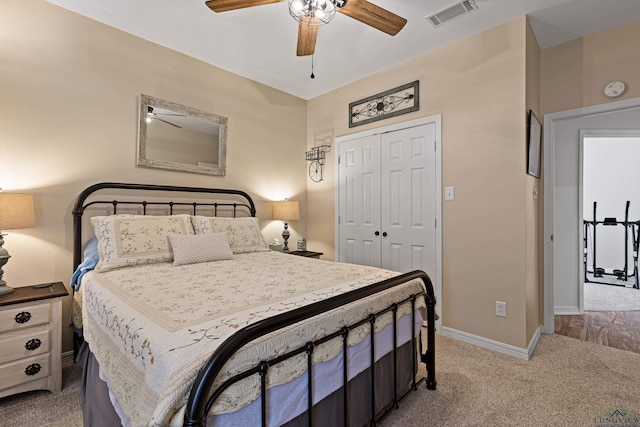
338, 123, 436, 274
338, 134, 383, 267
380, 124, 436, 273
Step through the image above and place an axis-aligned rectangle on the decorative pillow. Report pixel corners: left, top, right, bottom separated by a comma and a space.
168, 233, 234, 266
191, 216, 269, 254
90, 214, 194, 271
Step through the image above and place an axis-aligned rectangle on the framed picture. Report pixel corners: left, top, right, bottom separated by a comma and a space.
527, 110, 542, 178
349, 81, 419, 128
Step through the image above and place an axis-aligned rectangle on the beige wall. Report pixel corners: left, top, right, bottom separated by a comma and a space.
539, 19, 640, 331
307, 16, 640, 351
13, 3, 636, 356
541, 19, 640, 115
308, 18, 535, 348
525, 20, 542, 344
2, 0, 308, 354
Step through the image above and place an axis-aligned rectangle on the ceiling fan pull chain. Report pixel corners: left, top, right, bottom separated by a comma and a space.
311, 55, 315, 79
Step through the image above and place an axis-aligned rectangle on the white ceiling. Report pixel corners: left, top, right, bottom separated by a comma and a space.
47, 0, 640, 100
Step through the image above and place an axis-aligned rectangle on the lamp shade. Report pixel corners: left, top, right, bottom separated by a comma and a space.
272, 200, 300, 221
0, 193, 36, 230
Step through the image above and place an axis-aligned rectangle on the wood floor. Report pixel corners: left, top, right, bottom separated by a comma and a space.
555, 311, 640, 354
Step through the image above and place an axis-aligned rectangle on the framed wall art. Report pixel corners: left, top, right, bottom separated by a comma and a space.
527, 109, 542, 178
349, 81, 419, 128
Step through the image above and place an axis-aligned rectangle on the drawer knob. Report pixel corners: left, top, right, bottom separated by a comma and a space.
25, 338, 42, 351
15, 311, 32, 324
25, 363, 41, 376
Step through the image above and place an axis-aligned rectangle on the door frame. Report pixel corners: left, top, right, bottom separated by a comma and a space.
543, 97, 640, 334
334, 115, 443, 331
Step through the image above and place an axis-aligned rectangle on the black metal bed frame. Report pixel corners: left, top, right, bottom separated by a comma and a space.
71, 182, 436, 427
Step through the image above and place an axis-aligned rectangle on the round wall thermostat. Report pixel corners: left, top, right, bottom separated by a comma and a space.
604, 81, 626, 98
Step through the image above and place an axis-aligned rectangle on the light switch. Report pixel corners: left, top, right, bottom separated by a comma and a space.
444, 186, 455, 201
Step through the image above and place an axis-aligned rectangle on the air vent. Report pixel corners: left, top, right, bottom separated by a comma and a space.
426, 0, 478, 27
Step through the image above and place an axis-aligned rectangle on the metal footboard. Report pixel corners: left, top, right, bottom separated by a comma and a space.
184, 270, 437, 427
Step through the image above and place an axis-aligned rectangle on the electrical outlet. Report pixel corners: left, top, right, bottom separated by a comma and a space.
496, 301, 507, 317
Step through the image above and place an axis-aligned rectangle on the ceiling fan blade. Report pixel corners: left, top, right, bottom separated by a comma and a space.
297, 17, 319, 56
337, 0, 406, 36
205, 0, 283, 13
154, 117, 182, 128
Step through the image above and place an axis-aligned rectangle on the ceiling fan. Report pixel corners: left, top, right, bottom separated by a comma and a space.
204, 0, 407, 56
147, 106, 184, 128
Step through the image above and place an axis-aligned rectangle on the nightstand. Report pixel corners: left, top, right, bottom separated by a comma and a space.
288, 251, 323, 259
0, 282, 68, 398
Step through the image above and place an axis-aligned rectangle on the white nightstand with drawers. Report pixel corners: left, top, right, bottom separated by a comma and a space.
0, 282, 68, 398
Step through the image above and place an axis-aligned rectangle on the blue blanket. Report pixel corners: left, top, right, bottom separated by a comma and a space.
70, 237, 98, 291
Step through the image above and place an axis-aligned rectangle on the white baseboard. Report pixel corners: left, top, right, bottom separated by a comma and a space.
555, 306, 581, 315
62, 350, 75, 364
441, 326, 542, 360
526, 326, 542, 359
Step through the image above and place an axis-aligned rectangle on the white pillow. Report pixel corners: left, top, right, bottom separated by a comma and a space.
168, 232, 234, 266
191, 216, 269, 254
90, 214, 194, 271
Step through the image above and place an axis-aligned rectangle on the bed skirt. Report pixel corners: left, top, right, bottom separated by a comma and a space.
78, 338, 418, 427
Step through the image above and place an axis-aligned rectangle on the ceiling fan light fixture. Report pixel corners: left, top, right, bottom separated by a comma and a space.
288, 0, 338, 25
290, 0, 305, 12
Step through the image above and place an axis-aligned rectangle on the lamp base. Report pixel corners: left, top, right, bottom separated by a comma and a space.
0, 284, 14, 295
282, 222, 290, 252
0, 233, 13, 295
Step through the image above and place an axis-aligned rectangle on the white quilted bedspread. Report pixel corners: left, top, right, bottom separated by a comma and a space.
80, 251, 426, 426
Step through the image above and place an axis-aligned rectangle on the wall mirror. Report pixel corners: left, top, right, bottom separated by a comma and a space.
137, 94, 227, 176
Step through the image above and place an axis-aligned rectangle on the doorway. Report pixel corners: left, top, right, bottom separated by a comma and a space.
582, 134, 640, 311
543, 97, 640, 335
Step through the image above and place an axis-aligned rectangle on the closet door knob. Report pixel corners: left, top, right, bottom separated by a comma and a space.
382, 232, 388, 237
375, 231, 380, 236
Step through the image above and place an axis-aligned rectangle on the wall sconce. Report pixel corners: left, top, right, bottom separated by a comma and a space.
306, 145, 330, 182
272, 200, 300, 252
0, 191, 36, 295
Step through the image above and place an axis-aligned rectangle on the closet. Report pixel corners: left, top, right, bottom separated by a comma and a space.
337, 121, 438, 276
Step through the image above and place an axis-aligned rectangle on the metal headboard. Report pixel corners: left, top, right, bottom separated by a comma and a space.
72, 182, 257, 270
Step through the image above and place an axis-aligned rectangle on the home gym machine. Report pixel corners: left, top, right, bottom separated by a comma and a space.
583, 201, 640, 289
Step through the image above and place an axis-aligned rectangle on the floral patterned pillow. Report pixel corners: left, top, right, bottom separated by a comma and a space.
90, 214, 194, 271
191, 216, 269, 254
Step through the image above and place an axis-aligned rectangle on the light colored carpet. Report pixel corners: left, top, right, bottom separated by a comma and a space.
383, 333, 640, 426
0, 360, 83, 426
584, 281, 640, 311
2, 334, 640, 426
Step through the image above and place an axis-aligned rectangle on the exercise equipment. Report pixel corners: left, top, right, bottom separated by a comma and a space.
583, 201, 640, 289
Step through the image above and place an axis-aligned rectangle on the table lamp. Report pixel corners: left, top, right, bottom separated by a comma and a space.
272, 200, 299, 252
0, 192, 36, 295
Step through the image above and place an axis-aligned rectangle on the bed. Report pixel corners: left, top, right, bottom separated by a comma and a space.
70, 182, 437, 427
